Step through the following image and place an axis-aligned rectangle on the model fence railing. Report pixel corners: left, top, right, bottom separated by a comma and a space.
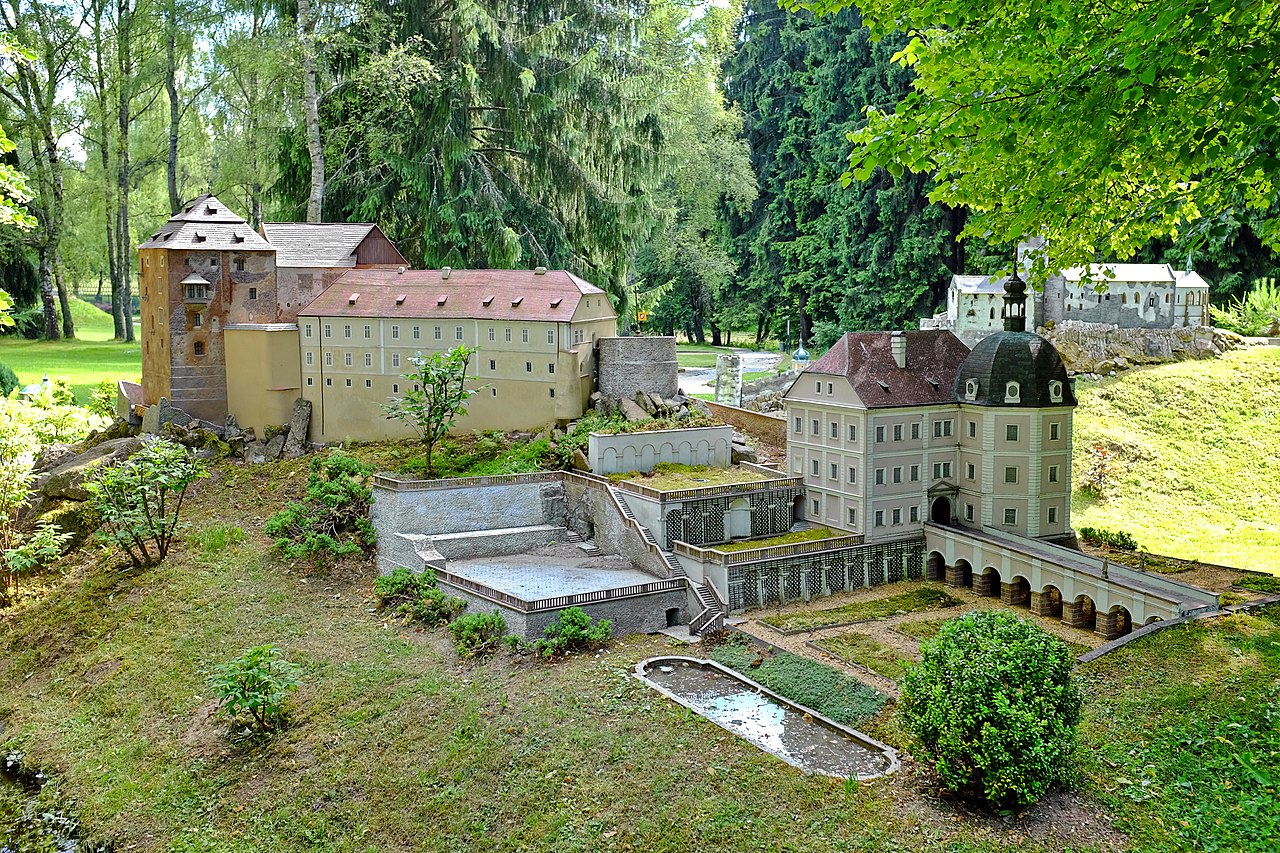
615, 475, 803, 503
673, 534, 865, 566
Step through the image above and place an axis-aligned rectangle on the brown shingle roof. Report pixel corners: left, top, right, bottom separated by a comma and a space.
299, 269, 611, 322
794, 331, 971, 408
139, 193, 274, 252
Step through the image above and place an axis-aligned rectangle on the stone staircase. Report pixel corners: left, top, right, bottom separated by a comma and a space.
564, 529, 603, 558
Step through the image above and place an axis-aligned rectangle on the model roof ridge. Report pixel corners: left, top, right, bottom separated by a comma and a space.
794, 329, 972, 409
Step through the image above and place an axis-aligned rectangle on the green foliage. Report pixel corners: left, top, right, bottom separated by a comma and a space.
189, 523, 247, 556
1078, 441, 1118, 500
210, 644, 302, 732
1078, 526, 1140, 552
901, 610, 1083, 807
1211, 278, 1280, 336
761, 586, 959, 633
84, 438, 207, 568
2, 520, 72, 602
708, 633, 886, 726
373, 567, 465, 626
381, 347, 481, 478
398, 431, 551, 479
0, 360, 18, 396
529, 606, 612, 658
265, 451, 376, 565
448, 611, 508, 659
86, 379, 117, 418
814, 631, 908, 680
1236, 574, 1280, 595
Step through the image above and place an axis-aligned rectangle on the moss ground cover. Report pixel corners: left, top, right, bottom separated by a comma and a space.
761, 586, 960, 633
618, 463, 768, 490
812, 632, 910, 680
716, 527, 834, 552
1071, 347, 1280, 572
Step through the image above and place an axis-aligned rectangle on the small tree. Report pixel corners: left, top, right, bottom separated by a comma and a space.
381, 346, 481, 477
84, 438, 207, 567
900, 610, 1083, 807
265, 450, 376, 565
211, 644, 302, 732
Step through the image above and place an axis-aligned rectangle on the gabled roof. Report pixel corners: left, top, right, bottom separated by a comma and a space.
1062, 263, 1177, 284
260, 222, 403, 268
1173, 270, 1210, 289
139, 194, 274, 252
791, 331, 971, 408
951, 274, 1008, 294
299, 268, 612, 323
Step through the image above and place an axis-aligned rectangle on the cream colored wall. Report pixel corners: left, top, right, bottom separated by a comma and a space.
224, 327, 302, 433
784, 374, 866, 534
139, 248, 172, 405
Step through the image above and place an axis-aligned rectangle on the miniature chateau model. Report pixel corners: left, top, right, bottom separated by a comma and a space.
136, 198, 1221, 644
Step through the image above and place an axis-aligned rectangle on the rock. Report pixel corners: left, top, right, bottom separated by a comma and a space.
571, 448, 591, 472
588, 391, 604, 412
141, 397, 193, 435
264, 433, 286, 459
634, 391, 657, 416
731, 444, 758, 465
263, 423, 289, 442
32, 443, 77, 475
224, 414, 242, 442
689, 398, 712, 417
511, 431, 533, 443
618, 398, 651, 422
35, 500, 100, 553
245, 440, 269, 464
38, 436, 145, 501
281, 398, 313, 458
79, 418, 134, 450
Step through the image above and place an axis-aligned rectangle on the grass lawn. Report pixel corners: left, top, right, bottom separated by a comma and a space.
0, 298, 140, 403
761, 586, 960, 633
895, 617, 949, 642
813, 632, 911, 680
1072, 346, 1280, 573
617, 463, 768, 491
717, 527, 836, 552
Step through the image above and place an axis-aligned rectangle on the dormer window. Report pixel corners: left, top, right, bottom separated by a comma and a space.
965, 379, 979, 400
1048, 380, 1063, 403
1005, 381, 1021, 403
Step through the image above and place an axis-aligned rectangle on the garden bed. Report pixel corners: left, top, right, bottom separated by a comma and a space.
760, 586, 960, 634
811, 632, 912, 681
614, 463, 769, 491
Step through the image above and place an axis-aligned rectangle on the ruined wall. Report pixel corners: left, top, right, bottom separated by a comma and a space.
596, 336, 679, 399
1039, 321, 1244, 375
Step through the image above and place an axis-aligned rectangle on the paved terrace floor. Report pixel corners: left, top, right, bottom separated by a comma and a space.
446, 545, 660, 602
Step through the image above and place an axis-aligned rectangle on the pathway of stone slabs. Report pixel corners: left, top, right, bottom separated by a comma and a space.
736, 581, 1105, 698
446, 545, 657, 601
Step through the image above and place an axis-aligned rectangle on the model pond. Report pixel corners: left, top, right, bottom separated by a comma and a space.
635, 656, 898, 779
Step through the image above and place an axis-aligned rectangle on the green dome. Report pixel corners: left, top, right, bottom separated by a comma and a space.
953, 331, 1076, 408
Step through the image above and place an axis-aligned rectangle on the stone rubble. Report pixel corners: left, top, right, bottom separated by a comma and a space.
1037, 321, 1245, 375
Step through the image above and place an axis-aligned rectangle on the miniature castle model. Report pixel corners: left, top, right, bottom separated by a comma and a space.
786, 270, 1076, 543
138, 195, 619, 438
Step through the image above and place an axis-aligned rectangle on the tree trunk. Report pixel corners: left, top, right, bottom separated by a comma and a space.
297, 0, 324, 222
38, 248, 59, 340
710, 326, 722, 346
55, 259, 74, 339
116, 0, 136, 343
165, 7, 181, 214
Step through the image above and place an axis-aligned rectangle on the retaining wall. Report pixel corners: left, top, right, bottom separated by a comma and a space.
705, 401, 787, 448
439, 581, 686, 639
587, 424, 734, 474
597, 336, 679, 400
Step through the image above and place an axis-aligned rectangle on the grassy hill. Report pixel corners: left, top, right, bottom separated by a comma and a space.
0, 298, 141, 403
1071, 346, 1280, 572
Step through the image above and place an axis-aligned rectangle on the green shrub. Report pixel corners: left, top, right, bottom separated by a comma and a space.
190, 523, 247, 555
265, 450, 376, 564
1237, 573, 1280, 594
210, 644, 302, 732
1, 521, 72, 603
373, 567, 465, 625
0, 361, 17, 397
901, 610, 1083, 807
1211, 278, 1280, 336
86, 379, 117, 418
529, 606, 612, 658
449, 611, 507, 658
1078, 526, 1139, 551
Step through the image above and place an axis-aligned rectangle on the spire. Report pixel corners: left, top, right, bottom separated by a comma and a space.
1002, 266, 1028, 332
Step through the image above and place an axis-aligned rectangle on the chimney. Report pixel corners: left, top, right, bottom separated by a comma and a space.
534, 266, 547, 275
441, 266, 451, 280
891, 331, 907, 369
397, 266, 406, 275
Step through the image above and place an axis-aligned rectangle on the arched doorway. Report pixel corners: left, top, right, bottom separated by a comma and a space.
925, 551, 945, 581
947, 558, 973, 588
975, 567, 1001, 597
727, 497, 751, 539
1103, 605, 1132, 639
1068, 594, 1097, 632
792, 495, 806, 523
1004, 576, 1031, 608
930, 496, 952, 524
1038, 585, 1064, 619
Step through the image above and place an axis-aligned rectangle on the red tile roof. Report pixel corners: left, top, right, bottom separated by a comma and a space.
795, 331, 971, 408
299, 268, 611, 322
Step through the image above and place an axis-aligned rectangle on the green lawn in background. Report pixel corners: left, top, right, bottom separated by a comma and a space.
0, 298, 141, 402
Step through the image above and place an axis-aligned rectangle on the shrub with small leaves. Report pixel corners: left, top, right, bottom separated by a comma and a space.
210, 644, 302, 732
86, 379, 117, 419
530, 606, 612, 658
449, 610, 507, 658
266, 450, 376, 564
2, 520, 72, 601
901, 610, 1083, 807
373, 567, 465, 625
1077, 526, 1139, 551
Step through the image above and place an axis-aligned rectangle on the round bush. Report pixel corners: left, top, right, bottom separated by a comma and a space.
0, 361, 16, 396
900, 610, 1083, 806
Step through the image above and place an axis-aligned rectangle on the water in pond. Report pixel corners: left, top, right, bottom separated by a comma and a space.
638, 657, 896, 779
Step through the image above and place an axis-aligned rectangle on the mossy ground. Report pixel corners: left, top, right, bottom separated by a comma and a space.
761, 586, 960, 633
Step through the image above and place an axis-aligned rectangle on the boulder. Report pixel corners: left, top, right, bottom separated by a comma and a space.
281, 398, 313, 458
244, 440, 270, 464
634, 391, 657, 416
38, 436, 145, 501
32, 443, 77, 476
570, 448, 592, 472
731, 443, 758, 465
618, 397, 651, 422
264, 433, 286, 460
224, 414, 243, 443
141, 397, 193, 435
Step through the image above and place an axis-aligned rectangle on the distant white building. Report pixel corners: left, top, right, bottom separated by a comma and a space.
924, 261, 1211, 346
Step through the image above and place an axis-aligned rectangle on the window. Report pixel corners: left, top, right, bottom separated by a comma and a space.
525, 362, 533, 373
812, 498, 819, 515
893, 424, 903, 441
522, 329, 529, 343
305, 323, 313, 338
910, 505, 919, 523
488, 328, 496, 342
391, 325, 400, 339
892, 467, 902, 484
324, 324, 332, 338
491, 388, 497, 396
305, 352, 314, 366
910, 464, 920, 482
965, 504, 974, 522
794, 417, 802, 434
875, 510, 885, 527
549, 389, 556, 398
1048, 465, 1059, 483
548, 330, 555, 344
875, 426, 885, 443
911, 422, 921, 440
365, 379, 372, 388
932, 461, 952, 479
968, 420, 976, 438
364, 325, 371, 339
848, 467, 857, 484
932, 420, 953, 438
1003, 508, 1018, 526
965, 378, 979, 400
892, 508, 902, 525
235, 258, 245, 272
812, 419, 819, 435
193, 341, 204, 356
209, 256, 219, 268
393, 383, 399, 393
966, 462, 975, 480
848, 424, 857, 441
192, 313, 202, 328
815, 381, 821, 393
344, 352, 352, 367
847, 508, 857, 526
456, 326, 463, 341
489, 360, 496, 371
1005, 381, 1021, 403
875, 468, 885, 485
1050, 422, 1061, 441
547, 363, 555, 374
830, 463, 838, 480
306, 377, 313, 386
831, 422, 838, 438
1048, 506, 1058, 524
1005, 466, 1018, 484
324, 352, 333, 366
811, 459, 820, 475
572, 329, 582, 344
343, 324, 351, 338
827, 382, 833, 394
365, 353, 372, 367
325, 378, 332, 386
1006, 424, 1019, 441
248, 286, 256, 299
1048, 380, 1064, 403
345, 378, 352, 387
505, 328, 512, 342
392, 353, 400, 368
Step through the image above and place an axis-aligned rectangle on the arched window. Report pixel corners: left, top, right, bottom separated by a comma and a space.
1048, 380, 1063, 403
1005, 381, 1020, 403
965, 379, 979, 400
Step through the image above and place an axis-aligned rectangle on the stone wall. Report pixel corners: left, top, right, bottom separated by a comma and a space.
596, 336, 679, 400
587, 424, 734, 474
560, 476, 669, 579
1039, 320, 1244, 375
705, 401, 787, 448
437, 581, 685, 639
